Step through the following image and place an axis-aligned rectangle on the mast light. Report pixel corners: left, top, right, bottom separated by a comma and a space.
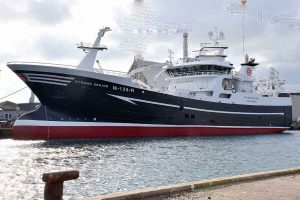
241, 0, 247, 7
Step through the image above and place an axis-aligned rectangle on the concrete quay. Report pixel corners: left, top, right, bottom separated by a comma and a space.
83, 167, 300, 200
148, 174, 299, 200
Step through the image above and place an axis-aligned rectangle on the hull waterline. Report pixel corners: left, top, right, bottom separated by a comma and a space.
12, 120, 289, 140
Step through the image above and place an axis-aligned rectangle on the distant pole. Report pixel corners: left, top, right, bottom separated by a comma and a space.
243, 6, 245, 56
241, 0, 247, 56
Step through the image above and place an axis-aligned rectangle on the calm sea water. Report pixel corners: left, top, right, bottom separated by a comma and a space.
0, 131, 300, 200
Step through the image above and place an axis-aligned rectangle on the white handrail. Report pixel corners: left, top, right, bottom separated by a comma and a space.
173, 57, 225, 64
7, 61, 127, 77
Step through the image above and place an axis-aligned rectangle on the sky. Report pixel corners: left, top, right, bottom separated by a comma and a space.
0, 0, 300, 103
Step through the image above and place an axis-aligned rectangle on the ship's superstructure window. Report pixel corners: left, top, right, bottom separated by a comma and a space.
219, 93, 231, 98
190, 92, 196, 97
166, 65, 232, 77
4, 113, 12, 120
206, 91, 213, 96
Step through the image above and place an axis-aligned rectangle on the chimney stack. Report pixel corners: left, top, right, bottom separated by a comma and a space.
183, 33, 188, 59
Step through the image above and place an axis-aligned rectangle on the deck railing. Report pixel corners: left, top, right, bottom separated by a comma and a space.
173, 57, 225, 64
7, 61, 128, 77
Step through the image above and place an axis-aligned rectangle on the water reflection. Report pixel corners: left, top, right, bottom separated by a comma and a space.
0, 132, 299, 200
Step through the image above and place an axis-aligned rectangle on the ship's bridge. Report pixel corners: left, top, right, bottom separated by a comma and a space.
165, 44, 235, 99
167, 62, 233, 80
166, 46, 233, 78
195, 46, 228, 59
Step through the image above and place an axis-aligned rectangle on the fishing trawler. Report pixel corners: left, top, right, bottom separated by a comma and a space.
7, 27, 292, 140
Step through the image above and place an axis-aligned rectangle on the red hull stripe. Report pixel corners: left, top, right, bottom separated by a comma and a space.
12, 125, 288, 140
14, 120, 289, 129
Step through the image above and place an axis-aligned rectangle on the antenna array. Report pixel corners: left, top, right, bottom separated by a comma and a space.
120, 0, 192, 55
227, 1, 300, 30
208, 28, 225, 46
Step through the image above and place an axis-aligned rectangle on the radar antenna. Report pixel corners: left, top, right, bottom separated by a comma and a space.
208, 28, 225, 46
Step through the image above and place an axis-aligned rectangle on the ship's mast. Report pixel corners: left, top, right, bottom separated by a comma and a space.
77, 27, 111, 69
168, 49, 174, 63
241, 0, 247, 56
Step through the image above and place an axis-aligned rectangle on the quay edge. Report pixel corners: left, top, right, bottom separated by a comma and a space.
82, 167, 300, 200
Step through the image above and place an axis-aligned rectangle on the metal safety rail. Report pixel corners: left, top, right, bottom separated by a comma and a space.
7, 61, 128, 77
173, 56, 225, 64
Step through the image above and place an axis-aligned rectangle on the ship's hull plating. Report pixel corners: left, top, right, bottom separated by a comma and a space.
13, 120, 287, 140
9, 63, 292, 140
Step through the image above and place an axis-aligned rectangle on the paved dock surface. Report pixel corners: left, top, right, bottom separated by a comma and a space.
147, 175, 299, 200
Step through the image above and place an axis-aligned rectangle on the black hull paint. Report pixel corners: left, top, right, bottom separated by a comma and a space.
14, 69, 292, 128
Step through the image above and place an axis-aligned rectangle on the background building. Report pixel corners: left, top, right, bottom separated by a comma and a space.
0, 101, 40, 128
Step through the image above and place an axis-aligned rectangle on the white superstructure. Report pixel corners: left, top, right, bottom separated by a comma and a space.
128, 30, 290, 107
254, 67, 285, 97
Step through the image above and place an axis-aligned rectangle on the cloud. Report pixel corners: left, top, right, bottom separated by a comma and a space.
1, 0, 300, 103
0, 0, 75, 25
27, 0, 75, 25
0, 52, 16, 64
35, 35, 81, 61
0, 2, 19, 20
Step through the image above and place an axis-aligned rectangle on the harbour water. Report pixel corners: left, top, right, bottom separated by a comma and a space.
0, 131, 300, 200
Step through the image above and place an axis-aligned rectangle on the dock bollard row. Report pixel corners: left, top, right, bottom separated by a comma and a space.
42, 170, 79, 200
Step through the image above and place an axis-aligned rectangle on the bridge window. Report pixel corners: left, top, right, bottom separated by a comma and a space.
4, 114, 12, 120
219, 93, 231, 98
207, 91, 213, 96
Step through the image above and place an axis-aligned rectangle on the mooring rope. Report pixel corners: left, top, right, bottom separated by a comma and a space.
0, 86, 28, 101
